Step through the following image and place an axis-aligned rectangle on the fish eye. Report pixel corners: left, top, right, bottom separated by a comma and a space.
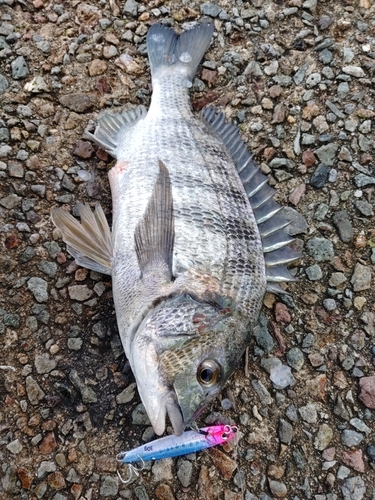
197, 359, 221, 387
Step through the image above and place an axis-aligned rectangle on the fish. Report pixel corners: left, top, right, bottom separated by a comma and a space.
51, 23, 300, 437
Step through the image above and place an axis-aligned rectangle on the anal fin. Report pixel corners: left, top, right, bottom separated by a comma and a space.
134, 160, 174, 281
51, 203, 112, 275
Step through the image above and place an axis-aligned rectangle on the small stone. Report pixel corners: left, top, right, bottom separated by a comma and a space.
11, 56, 29, 79
39, 432, 57, 454
306, 237, 334, 262
314, 424, 333, 450
305, 265, 322, 281
208, 447, 237, 480
200, 3, 222, 17
88, 59, 107, 76
103, 45, 118, 59
27, 277, 48, 303
270, 364, 294, 389
305, 72, 321, 88
35, 353, 57, 374
99, 475, 118, 497
351, 263, 371, 291
287, 347, 304, 371
26, 376, 45, 405
123, 0, 138, 16
59, 93, 96, 113
132, 403, 151, 425
116, 383, 136, 404
72, 141, 94, 159
279, 418, 293, 445
299, 404, 317, 423
7, 439, 23, 454
355, 200, 374, 216
358, 376, 375, 409
69, 369, 97, 403
341, 430, 364, 447
288, 183, 306, 205
323, 298, 336, 311
155, 483, 175, 500
0, 73, 9, 94
274, 302, 291, 323
251, 379, 272, 404
0, 193, 22, 208
177, 459, 193, 487
332, 211, 353, 243
48, 471, 66, 490
17, 468, 33, 489
342, 66, 366, 78
68, 285, 93, 301
341, 476, 366, 500
310, 163, 328, 188
341, 449, 365, 472
268, 479, 288, 498
282, 207, 308, 235
314, 143, 338, 166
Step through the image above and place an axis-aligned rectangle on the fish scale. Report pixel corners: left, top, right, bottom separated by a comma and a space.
51, 23, 300, 436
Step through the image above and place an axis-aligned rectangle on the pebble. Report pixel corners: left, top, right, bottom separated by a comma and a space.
351, 263, 371, 291
59, 93, 96, 113
11, 55, 29, 79
305, 264, 322, 281
268, 479, 288, 498
251, 379, 272, 405
310, 163, 328, 188
123, 0, 138, 17
314, 143, 338, 166
88, 59, 107, 76
177, 459, 193, 487
116, 382, 136, 404
7, 439, 23, 454
358, 376, 375, 409
299, 404, 317, 423
341, 430, 364, 447
341, 449, 365, 472
314, 424, 333, 450
68, 285, 93, 301
305, 72, 321, 88
306, 237, 334, 262
35, 353, 57, 374
282, 207, 308, 235
341, 476, 366, 500
270, 364, 294, 389
27, 277, 48, 303
208, 447, 237, 480
279, 418, 293, 444
287, 347, 304, 371
100, 476, 118, 497
39, 432, 57, 454
0, 73, 9, 94
69, 369, 97, 403
342, 66, 366, 78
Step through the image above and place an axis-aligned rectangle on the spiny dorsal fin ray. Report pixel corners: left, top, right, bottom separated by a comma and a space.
134, 160, 174, 281
86, 105, 147, 157
200, 106, 301, 292
51, 203, 112, 275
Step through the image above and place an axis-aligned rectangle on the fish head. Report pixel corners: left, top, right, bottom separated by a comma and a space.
130, 295, 247, 436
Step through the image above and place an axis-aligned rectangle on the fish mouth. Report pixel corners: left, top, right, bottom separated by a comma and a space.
153, 391, 185, 436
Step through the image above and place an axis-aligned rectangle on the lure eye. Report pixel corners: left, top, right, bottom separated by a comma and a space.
197, 359, 221, 387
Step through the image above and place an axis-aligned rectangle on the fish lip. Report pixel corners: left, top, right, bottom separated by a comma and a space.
149, 390, 185, 436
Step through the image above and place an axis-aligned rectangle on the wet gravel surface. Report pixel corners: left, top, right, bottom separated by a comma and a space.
1, 0, 375, 499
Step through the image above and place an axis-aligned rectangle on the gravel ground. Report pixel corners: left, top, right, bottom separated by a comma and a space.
1, 0, 375, 499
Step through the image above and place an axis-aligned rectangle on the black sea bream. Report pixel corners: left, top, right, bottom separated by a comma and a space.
51, 23, 300, 436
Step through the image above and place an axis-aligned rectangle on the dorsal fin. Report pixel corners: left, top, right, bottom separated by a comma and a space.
134, 160, 174, 281
200, 106, 302, 291
86, 105, 147, 156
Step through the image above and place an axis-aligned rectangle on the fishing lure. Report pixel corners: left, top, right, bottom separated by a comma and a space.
117, 424, 238, 483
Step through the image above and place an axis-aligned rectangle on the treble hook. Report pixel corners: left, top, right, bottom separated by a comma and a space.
116, 454, 145, 484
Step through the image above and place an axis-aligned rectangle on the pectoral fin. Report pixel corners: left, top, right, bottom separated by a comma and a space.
134, 160, 174, 281
51, 203, 112, 275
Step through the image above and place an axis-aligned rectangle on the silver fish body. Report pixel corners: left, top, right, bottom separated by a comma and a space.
51, 23, 300, 436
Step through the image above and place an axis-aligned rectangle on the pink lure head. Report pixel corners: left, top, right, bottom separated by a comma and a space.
202, 425, 238, 446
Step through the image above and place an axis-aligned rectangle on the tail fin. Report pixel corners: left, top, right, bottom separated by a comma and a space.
146, 23, 214, 82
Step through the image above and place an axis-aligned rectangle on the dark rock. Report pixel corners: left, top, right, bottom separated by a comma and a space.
59, 93, 96, 113
310, 163, 328, 188
332, 210, 353, 243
